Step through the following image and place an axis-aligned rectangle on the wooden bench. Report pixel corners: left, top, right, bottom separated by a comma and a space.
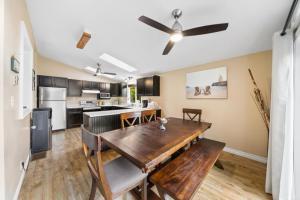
150, 138, 225, 200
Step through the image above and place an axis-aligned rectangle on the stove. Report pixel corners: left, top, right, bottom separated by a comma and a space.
80, 100, 101, 111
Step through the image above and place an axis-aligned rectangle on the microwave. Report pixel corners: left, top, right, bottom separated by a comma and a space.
97, 93, 111, 99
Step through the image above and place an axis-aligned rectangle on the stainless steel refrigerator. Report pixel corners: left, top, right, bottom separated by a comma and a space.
39, 87, 66, 131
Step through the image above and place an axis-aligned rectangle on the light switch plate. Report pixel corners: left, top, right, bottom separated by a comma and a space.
10, 96, 14, 107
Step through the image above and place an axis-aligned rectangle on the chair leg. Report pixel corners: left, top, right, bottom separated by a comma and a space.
214, 159, 224, 170
142, 178, 147, 200
89, 178, 97, 200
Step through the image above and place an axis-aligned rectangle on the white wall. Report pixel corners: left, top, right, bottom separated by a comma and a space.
0, 0, 5, 198
3, 0, 37, 199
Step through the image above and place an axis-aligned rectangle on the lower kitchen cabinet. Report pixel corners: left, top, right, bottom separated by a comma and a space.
66, 108, 83, 128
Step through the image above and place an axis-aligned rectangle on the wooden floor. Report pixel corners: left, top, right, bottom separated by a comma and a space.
19, 128, 272, 200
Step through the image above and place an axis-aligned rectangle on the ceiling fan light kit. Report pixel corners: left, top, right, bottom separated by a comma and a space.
170, 32, 183, 42
139, 9, 229, 55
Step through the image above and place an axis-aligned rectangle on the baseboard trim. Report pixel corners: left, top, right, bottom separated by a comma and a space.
223, 147, 267, 164
13, 153, 30, 200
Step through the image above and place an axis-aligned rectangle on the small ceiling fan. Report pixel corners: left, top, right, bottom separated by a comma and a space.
138, 9, 229, 55
94, 63, 117, 76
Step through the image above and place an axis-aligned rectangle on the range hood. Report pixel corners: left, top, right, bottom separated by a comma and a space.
82, 89, 100, 94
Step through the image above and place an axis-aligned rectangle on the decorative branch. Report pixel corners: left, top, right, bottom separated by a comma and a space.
248, 68, 270, 133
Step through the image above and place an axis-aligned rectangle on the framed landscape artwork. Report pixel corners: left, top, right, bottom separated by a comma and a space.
186, 66, 228, 99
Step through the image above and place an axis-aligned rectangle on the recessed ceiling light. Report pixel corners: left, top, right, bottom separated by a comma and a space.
99, 53, 137, 72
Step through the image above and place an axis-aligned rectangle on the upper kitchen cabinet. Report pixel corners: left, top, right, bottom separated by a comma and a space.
82, 81, 99, 90
38, 75, 68, 88
100, 82, 110, 93
67, 79, 82, 97
38, 75, 52, 87
137, 75, 160, 96
52, 77, 68, 88
110, 83, 121, 97
137, 78, 145, 96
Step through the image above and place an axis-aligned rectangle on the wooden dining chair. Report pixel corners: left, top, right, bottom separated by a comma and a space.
183, 108, 202, 124
171, 108, 203, 159
120, 112, 141, 129
141, 110, 157, 123
81, 126, 148, 200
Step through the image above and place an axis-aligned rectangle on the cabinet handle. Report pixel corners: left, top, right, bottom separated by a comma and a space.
23, 106, 27, 109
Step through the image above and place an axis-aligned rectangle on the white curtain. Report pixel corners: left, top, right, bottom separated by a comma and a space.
265, 31, 295, 200
294, 28, 300, 200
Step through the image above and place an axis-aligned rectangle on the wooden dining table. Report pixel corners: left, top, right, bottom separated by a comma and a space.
100, 117, 211, 199
101, 117, 212, 172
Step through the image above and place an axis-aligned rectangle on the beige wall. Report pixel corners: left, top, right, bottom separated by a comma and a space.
3, 0, 37, 199
37, 55, 115, 83
154, 51, 271, 157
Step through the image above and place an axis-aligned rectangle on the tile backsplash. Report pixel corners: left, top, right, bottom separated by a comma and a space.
66, 93, 127, 107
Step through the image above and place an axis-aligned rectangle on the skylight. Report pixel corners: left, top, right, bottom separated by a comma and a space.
85, 66, 96, 73
99, 53, 137, 72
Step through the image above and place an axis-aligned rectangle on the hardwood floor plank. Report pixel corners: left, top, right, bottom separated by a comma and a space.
19, 128, 271, 200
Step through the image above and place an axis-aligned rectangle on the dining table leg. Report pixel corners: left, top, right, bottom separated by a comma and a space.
142, 178, 147, 200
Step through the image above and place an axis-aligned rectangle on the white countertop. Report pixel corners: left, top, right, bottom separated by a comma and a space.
84, 106, 160, 117
66, 104, 130, 109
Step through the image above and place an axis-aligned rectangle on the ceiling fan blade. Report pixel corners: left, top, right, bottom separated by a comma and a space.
139, 16, 174, 34
162, 41, 175, 55
182, 23, 228, 36
103, 72, 117, 76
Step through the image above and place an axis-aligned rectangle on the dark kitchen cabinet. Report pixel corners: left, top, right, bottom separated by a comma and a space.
67, 108, 83, 128
105, 83, 110, 93
38, 75, 67, 88
144, 77, 154, 96
82, 81, 99, 90
52, 77, 68, 88
137, 75, 160, 96
38, 75, 53, 87
110, 83, 121, 97
91, 82, 99, 89
82, 81, 92, 89
68, 79, 82, 97
100, 82, 110, 93
137, 78, 145, 96
100, 82, 105, 92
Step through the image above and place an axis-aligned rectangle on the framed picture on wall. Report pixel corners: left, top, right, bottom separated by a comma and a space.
11, 56, 20, 73
186, 66, 228, 99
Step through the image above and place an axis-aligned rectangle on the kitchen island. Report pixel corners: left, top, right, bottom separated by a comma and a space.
83, 106, 161, 134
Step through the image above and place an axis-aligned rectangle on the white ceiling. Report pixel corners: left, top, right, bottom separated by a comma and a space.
26, 0, 292, 79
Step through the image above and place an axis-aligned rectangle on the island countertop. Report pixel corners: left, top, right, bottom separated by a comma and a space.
83, 106, 161, 118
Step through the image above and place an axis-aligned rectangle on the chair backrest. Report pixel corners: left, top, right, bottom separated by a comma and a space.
183, 108, 202, 124
141, 110, 157, 123
81, 126, 112, 199
120, 112, 141, 129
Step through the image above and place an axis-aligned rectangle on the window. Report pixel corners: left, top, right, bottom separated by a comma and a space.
18, 21, 33, 119
129, 86, 136, 103
127, 85, 136, 104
